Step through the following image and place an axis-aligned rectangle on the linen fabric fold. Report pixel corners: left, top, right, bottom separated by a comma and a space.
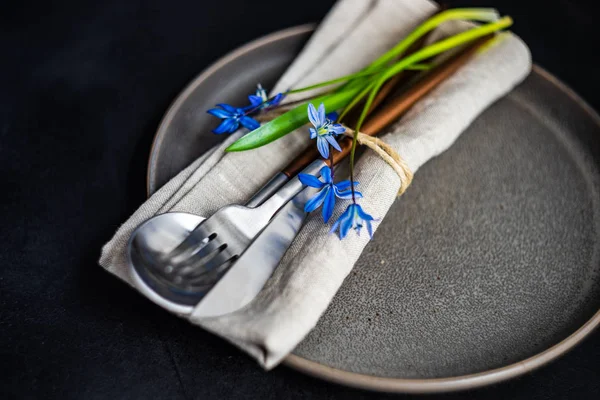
100, 0, 531, 369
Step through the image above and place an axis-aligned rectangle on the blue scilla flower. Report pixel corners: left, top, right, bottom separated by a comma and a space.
326, 111, 339, 121
298, 165, 362, 223
308, 103, 346, 159
248, 84, 284, 111
207, 103, 260, 134
331, 203, 376, 239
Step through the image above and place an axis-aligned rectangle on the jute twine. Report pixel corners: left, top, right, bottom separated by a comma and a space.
342, 126, 413, 196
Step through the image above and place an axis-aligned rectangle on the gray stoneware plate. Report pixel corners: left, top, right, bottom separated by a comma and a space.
146, 25, 600, 393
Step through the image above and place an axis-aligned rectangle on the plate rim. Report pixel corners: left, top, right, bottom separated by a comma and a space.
146, 25, 600, 393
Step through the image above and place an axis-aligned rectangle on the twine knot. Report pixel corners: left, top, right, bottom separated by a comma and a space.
342, 127, 413, 196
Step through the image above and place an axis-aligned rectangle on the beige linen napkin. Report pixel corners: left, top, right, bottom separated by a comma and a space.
100, 0, 531, 369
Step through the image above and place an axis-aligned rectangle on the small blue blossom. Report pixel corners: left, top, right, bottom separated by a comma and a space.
248, 84, 284, 111
326, 111, 339, 121
308, 103, 346, 159
207, 103, 260, 134
298, 166, 362, 223
330, 203, 376, 239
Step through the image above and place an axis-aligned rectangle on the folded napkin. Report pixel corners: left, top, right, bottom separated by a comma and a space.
100, 0, 531, 369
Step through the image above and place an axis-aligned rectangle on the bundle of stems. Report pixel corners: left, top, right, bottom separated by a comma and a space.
226, 8, 512, 157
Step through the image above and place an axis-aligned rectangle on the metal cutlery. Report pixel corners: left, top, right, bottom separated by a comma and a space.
128, 159, 324, 310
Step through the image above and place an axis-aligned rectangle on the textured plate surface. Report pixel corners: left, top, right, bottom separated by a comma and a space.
147, 26, 600, 392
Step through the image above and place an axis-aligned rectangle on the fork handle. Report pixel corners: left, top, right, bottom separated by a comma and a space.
256, 160, 325, 217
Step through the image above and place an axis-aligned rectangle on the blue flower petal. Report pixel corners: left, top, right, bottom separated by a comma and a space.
298, 173, 325, 189
248, 95, 263, 107
240, 116, 260, 130
320, 166, 332, 184
356, 204, 375, 221
240, 104, 255, 112
317, 137, 329, 159
217, 103, 237, 113
213, 118, 238, 134
207, 108, 233, 118
270, 93, 284, 106
309, 127, 317, 139
330, 206, 349, 236
339, 207, 354, 239
334, 180, 357, 191
325, 135, 342, 152
365, 220, 374, 238
334, 189, 357, 200
326, 111, 338, 122
330, 123, 346, 135
308, 103, 320, 127
331, 203, 374, 239
304, 187, 329, 213
317, 103, 326, 126
330, 220, 340, 235
322, 189, 335, 222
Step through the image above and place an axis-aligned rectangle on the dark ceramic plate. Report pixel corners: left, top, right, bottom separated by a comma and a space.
147, 25, 600, 393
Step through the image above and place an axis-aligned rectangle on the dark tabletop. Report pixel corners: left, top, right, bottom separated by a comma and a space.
1, 0, 599, 399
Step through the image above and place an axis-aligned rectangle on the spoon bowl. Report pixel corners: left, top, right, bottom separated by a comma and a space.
128, 212, 204, 315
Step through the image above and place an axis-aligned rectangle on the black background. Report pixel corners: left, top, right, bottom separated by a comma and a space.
1, 0, 599, 398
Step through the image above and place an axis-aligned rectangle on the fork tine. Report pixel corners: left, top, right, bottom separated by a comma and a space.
182, 248, 233, 279
165, 225, 214, 265
186, 257, 234, 288
182, 235, 222, 263
168, 236, 222, 273
172, 254, 234, 295
173, 241, 227, 277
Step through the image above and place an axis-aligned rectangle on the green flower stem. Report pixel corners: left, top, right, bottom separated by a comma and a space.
338, 80, 377, 120
360, 16, 513, 133
347, 16, 512, 194
338, 9, 500, 120
285, 64, 431, 95
367, 8, 500, 72
285, 69, 387, 95
338, 62, 430, 121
